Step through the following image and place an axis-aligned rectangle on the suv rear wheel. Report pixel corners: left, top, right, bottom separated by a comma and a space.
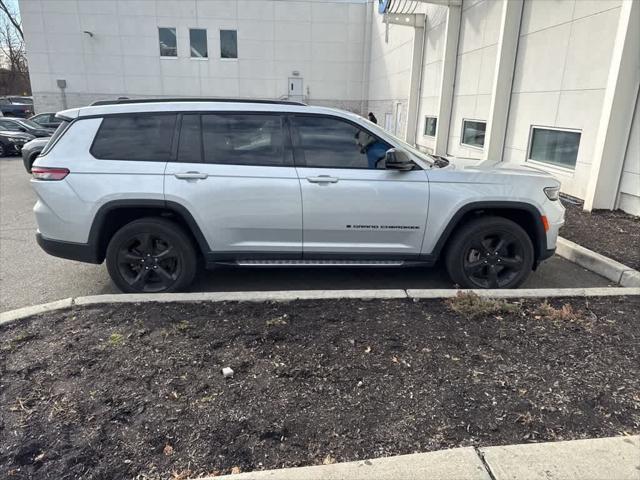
106, 218, 197, 293
445, 216, 534, 289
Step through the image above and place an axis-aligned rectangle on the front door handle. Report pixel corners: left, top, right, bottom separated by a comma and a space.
306, 175, 339, 184
174, 171, 208, 180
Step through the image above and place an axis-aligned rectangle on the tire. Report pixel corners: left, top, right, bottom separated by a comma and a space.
106, 217, 197, 293
445, 216, 534, 289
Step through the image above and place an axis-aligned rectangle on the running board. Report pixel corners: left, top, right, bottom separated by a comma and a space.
234, 259, 406, 267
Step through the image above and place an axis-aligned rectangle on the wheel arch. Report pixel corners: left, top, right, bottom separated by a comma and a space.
431, 201, 547, 264
88, 199, 210, 263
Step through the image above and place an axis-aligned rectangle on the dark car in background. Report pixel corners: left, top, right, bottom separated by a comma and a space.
21, 136, 50, 172
0, 130, 35, 156
0, 117, 54, 137
29, 112, 63, 129
0, 96, 34, 118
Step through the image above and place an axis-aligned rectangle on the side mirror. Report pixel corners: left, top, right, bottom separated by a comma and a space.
384, 148, 414, 171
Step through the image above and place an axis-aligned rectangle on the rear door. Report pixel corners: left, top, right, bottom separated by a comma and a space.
291, 114, 429, 258
164, 112, 302, 259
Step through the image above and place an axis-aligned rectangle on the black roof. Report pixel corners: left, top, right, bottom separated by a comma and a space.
90, 98, 306, 107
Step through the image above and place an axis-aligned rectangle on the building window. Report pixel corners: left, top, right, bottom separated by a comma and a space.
424, 116, 437, 137
461, 119, 486, 149
159, 27, 177, 57
220, 29, 238, 59
528, 127, 581, 169
190, 29, 208, 58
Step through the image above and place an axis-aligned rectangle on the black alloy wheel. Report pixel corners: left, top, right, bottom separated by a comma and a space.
106, 218, 197, 293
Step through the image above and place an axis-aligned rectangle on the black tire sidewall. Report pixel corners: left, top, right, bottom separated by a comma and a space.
446, 217, 534, 289
106, 218, 197, 293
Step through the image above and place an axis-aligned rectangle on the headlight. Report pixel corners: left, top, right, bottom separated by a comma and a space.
544, 186, 560, 201
7, 137, 24, 143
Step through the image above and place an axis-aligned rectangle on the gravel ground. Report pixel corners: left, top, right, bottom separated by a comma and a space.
1, 296, 638, 479
561, 196, 640, 270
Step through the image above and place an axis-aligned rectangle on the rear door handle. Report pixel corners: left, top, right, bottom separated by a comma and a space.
306, 175, 339, 184
174, 171, 208, 180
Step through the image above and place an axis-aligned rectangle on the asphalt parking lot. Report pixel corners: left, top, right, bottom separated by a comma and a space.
0, 156, 614, 312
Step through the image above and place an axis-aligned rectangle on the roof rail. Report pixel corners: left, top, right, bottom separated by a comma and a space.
90, 97, 307, 107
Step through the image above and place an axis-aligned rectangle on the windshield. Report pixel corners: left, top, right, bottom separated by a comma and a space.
16, 119, 42, 129
8, 97, 33, 104
362, 120, 435, 166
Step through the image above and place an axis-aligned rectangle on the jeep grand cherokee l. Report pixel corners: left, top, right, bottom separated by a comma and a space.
31, 99, 564, 293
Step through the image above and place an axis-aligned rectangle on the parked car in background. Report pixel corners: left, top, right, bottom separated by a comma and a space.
30, 113, 63, 129
0, 118, 54, 137
0, 130, 35, 156
21, 136, 50, 172
0, 97, 34, 118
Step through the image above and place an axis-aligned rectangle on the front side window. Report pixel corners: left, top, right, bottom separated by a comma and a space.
159, 27, 177, 57
461, 120, 486, 148
528, 127, 581, 169
201, 114, 287, 166
190, 29, 208, 58
424, 116, 437, 137
92, 114, 177, 161
220, 30, 237, 59
293, 116, 391, 169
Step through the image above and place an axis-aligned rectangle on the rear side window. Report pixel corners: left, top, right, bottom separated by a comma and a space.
39, 120, 70, 157
91, 114, 177, 161
177, 113, 289, 167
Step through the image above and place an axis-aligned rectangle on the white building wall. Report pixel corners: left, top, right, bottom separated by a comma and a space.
20, 0, 368, 113
447, 0, 502, 159
617, 91, 640, 215
503, 0, 622, 199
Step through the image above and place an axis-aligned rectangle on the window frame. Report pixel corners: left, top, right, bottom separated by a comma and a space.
526, 125, 581, 172
89, 112, 179, 162
423, 116, 437, 137
460, 118, 487, 150
158, 26, 178, 58
289, 113, 401, 170
219, 29, 238, 60
189, 28, 208, 59
175, 111, 294, 168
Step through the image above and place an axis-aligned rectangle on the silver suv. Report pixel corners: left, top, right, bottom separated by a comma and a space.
31, 99, 564, 293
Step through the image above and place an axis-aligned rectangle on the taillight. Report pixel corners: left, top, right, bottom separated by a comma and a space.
32, 167, 70, 181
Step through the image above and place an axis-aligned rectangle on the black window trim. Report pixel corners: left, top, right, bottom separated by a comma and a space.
526, 124, 581, 172
288, 113, 399, 170
89, 111, 179, 162
174, 111, 294, 168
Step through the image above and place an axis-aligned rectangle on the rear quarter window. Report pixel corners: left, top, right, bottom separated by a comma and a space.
91, 113, 177, 161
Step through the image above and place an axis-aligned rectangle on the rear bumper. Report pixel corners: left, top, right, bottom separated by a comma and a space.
36, 233, 101, 264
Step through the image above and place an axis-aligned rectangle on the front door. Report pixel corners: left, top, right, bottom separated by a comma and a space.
290, 114, 429, 258
164, 113, 302, 259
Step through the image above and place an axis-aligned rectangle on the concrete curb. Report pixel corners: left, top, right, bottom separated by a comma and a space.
556, 237, 640, 287
208, 435, 640, 480
1, 287, 638, 327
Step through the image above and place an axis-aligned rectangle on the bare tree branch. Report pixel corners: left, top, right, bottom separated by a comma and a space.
0, 0, 23, 40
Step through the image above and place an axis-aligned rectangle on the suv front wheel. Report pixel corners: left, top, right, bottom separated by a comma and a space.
106, 218, 197, 293
445, 216, 534, 289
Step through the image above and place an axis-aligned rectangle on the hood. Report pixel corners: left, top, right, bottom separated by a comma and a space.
444, 157, 556, 178
0, 130, 35, 140
24, 136, 50, 148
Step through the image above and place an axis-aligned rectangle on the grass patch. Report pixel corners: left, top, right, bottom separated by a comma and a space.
446, 292, 520, 319
534, 301, 586, 324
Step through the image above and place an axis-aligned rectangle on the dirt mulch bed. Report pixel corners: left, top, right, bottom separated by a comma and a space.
561, 196, 640, 270
1, 296, 639, 479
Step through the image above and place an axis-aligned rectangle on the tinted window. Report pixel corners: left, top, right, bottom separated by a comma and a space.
92, 114, 177, 161
178, 114, 202, 163
529, 127, 581, 169
190, 29, 208, 58
461, 120, 486, 148
201, 114, 287, 166
293, 116, 390, 169
220, 30, 237, 58
159, 27, 177, 57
